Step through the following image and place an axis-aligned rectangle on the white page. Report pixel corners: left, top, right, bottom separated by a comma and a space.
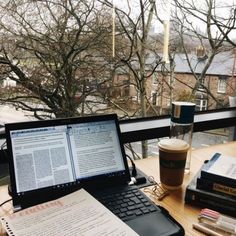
0, 189, 139, 236
69, 121, 125, 179
11, 126, 74, 193
208, 155, 236, 178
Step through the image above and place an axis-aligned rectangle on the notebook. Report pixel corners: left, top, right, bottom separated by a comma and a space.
5, 114, 184, 236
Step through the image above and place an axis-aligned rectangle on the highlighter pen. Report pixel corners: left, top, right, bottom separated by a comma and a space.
192, 223, 223, 236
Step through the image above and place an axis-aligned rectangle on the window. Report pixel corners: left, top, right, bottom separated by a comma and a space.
195, 91, 208, 111
0, 1, 234, 121
198, 77, 205, 92
123, 81, 130, 97
0, 1, 235, 160
152, 73, 158, 85
166, 98, 171, 107
151, 91, 157, 105
196, 99, 207, 111
167, 74, 172, 86
217, 76, 227, 93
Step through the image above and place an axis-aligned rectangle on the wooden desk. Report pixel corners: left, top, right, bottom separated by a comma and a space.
134, 141, 236, 236
0, 141, 236, 236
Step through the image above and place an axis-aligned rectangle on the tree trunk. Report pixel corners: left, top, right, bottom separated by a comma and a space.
140, 78, 148, 158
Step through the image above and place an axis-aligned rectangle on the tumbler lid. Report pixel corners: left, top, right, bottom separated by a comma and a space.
171, 101, 195, 124
158, 138, 190, 153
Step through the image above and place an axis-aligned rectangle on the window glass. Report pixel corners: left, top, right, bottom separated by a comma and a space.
218, 77, 227, 93
0, 0, 235, 159
127, 126, 234, 160
195, 99, 208, 111
0, 0, 235, 123
152, 73, 158, 85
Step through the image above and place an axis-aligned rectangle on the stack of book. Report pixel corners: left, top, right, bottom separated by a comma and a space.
185, 153, 236, 217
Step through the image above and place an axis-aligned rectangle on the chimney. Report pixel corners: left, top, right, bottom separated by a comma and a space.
196, 46, 207, 60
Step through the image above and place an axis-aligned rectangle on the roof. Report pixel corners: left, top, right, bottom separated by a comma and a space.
114, 51, 236, 76
173, 51, 235, 76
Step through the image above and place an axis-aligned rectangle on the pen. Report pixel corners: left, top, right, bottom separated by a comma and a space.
192, 223, 223, 236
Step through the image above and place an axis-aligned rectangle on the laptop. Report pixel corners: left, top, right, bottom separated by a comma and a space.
5, 114, 184, 236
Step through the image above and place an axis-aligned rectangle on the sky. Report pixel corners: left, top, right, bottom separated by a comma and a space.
113, 0, 236, 38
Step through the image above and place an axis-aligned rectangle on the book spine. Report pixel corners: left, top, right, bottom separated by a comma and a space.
200, 171, 233, 186
185, 188, 236, 217
197, 178, 236, 197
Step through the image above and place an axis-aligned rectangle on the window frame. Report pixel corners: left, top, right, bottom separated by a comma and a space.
119, 107, 236, 143
0, 108, 236, 144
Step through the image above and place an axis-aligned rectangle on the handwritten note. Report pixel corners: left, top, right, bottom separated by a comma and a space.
0, 189, 139, 236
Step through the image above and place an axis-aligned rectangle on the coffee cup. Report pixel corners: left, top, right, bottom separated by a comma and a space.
158, 138, 189, 190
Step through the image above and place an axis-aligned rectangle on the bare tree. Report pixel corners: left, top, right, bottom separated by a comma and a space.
171, 0, 236, 107
99, 0, 164, 158
0, 0, 114, 119
0, 0, 165, 158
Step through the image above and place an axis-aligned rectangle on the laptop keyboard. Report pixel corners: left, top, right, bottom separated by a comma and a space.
95, 187, 158, 222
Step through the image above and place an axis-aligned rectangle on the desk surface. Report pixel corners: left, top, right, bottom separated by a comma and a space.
1, 141, 236, 236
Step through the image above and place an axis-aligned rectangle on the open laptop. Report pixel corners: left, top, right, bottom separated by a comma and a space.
5, 114, 184, 236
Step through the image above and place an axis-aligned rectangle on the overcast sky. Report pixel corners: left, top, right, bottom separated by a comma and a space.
113, 0, 236, 38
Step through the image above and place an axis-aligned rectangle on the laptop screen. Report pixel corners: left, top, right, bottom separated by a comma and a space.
6, 114, 130, 209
